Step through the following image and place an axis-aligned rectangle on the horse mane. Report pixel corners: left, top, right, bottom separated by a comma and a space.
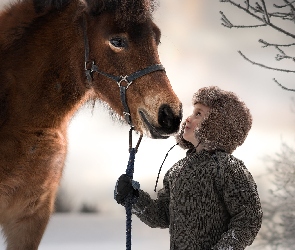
33, 0, 71, 13
33, 0, 160, 23
0, 0, 159, 48
84, 0, 159, 23
30, 0, 159, 22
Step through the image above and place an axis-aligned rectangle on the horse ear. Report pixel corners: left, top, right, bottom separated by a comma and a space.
33, 0, 71, 14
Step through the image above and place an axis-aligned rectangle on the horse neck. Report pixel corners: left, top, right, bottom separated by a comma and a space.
0, 1, 91, 130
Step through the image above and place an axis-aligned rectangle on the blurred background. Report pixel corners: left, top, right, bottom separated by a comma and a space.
0, 0, 294, 249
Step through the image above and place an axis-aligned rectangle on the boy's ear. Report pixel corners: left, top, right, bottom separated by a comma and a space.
33, 0, 71, 14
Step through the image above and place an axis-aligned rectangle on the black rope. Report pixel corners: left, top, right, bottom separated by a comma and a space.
154, 142, 203, 192
154, 143, 178, 192
125, 147, 136, 250
124, 128, 143, 250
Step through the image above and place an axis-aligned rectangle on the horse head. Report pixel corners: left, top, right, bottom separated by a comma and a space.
1, 0, 182, 137
79, 0, 182, 138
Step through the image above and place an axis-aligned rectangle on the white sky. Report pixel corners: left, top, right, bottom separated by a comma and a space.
1, 0, 294, 214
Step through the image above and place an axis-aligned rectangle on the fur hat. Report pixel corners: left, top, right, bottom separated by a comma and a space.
176, 86, 252, 153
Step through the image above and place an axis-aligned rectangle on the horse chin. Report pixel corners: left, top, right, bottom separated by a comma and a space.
139, 110, 170, 139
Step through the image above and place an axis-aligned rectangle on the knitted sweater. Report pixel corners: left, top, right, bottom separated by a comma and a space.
132, 150, 263, 250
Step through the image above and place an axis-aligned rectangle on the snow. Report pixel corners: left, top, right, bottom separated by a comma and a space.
0, 214, 169, 250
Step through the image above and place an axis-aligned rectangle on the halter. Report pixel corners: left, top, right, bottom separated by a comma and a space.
81, 14, 165, 127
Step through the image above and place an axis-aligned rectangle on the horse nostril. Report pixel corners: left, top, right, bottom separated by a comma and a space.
158, 104, 182, 134
160, 105, 172, 127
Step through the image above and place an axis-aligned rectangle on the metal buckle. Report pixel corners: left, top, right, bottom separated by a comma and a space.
117, 75, 132, 89
84, 60, 94, 71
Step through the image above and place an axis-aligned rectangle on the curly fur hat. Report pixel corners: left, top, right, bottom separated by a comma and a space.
176, 86, 252, 153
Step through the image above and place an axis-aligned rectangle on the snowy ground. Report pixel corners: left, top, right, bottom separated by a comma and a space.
0, 213, 271, 250
0, 214, 169, 250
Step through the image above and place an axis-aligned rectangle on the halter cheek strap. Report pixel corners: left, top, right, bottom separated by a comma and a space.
82, 14, 165, 127
90, 63, 165, 126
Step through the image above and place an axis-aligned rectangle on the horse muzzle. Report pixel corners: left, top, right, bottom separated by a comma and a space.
139, 104, 182, 139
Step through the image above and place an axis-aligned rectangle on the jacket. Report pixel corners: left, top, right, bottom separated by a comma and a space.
132, 149, 263, 249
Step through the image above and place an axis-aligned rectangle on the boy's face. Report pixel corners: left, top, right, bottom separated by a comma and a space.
183, 103, 210, 147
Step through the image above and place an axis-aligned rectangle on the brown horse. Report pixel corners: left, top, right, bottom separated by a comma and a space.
0, 0, 182, 249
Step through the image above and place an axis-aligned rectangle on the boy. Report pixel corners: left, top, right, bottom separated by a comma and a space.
115, 86, 262, 250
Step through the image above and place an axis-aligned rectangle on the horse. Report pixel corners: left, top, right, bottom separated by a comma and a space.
0, 0, 182, 249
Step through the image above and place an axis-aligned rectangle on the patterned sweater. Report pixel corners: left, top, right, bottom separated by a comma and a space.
132, 150, 263, 250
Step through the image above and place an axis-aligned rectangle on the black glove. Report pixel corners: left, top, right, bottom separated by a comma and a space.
114, 174, 140, 206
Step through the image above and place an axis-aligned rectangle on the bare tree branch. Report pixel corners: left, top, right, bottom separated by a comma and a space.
261, 0, 270, 24
220, 11, 233, 28
220, 11, 266, 28
220, 0, 264, 22
275, 49, 294, 62
258, 40, 295, 62
274, 0, 295, 9
219, 0, 295, 39
220, 0, 295, 91
273, 78, 295, 92
238, 50, 295, 73
261, 41, 295, 63
259, 39, 295, 47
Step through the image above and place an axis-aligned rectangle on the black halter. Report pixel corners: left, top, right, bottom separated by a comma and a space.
82, 14, 165, 127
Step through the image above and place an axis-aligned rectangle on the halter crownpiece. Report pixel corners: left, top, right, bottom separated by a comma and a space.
81, 14, 165, 127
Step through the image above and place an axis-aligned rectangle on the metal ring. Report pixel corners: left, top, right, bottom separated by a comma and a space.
117, 75, 132, 89
84, 60, 94, 71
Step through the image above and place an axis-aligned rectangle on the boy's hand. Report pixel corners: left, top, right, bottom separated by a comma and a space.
114, 174, 140, 205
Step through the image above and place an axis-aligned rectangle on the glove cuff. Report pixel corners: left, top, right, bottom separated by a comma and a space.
131, 180, 140, 190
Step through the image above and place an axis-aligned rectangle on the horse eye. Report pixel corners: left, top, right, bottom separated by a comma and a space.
110, 37, 127, 48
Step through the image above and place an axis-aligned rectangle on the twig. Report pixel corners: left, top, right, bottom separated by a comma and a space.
220, 0, 295, 39
284, 0, 295, 11
238, 50, 295, 73
259, 39, 295, 47
220, 0, 263, 22
220, 11, 266, 28
261, 0, 270, 23
220, 11, 233, 28
273, 78, 295, 92
274, 0, 295, 9
275, 50, 294, 62
245, 0, 250, 10
250, 2, 264, 15
258, 40, 295, 62
270, 12, 293, 20
220, 1, 295, 92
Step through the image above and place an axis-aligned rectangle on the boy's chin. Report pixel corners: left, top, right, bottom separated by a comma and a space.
183, 136, 197, 146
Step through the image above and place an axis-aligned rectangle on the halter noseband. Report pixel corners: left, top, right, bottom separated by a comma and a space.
82, 14, 165, 127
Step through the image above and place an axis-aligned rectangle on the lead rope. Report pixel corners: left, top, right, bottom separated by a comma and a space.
153, 142, 201, 192
125, 127, 143, 250
154, 143, 178, 192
